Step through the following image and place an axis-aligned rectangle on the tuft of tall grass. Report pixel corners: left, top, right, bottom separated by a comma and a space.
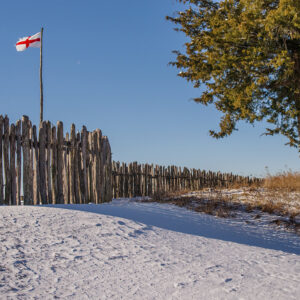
264, 171, 300, 192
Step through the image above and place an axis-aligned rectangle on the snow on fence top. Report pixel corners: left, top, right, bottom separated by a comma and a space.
0, 115, 112, 206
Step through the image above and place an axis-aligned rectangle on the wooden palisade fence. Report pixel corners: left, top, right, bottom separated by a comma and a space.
0, 115, 112, 205
112, 162, 262, 198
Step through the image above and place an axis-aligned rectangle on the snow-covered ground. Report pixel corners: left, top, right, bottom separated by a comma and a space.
1, 198, 300, 299
153, 188, 300, 234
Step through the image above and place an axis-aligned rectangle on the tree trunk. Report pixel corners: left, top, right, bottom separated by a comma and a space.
293, 51, 300, 151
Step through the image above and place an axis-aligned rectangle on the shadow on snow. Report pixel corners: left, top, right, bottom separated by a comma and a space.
46, 199, 300, 255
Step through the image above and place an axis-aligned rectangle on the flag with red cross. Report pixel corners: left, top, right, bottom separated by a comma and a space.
16, 32, 41, 51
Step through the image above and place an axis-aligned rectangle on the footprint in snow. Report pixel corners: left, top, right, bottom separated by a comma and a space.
174, 282, 185, 288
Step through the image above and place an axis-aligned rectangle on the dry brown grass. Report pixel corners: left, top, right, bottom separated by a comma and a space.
151, 190, 190, 202
226, 180, 263, 189
151, 190, 239, 218
264, 170, 300, 192
146, 181, 300, 234
151, 185, 300, 218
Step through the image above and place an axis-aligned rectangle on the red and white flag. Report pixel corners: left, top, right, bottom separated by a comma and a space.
16, 32, 41, 51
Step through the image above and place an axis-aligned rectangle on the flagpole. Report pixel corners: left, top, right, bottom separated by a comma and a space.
40, 27, 44, 124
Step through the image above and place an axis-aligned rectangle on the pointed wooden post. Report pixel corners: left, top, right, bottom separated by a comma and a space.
16, 120, 21, 205
28, 120, 33, 204
75, 132, 82, 203
22, 116, 31, 204
88, 131, 94, 203
9, 124, 16, 205
51, 126, 57, 204
39, 122, 47, 204
33, 125, 40, 205
3, 116, 10, 205
63, 133, 70, 204
57, 121, 64, 204
70, 124, 76, 204
81, 126, 88, 203
46, 121, 52, 203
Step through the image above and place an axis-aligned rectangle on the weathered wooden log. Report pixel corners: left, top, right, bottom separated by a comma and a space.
39, 122, 47, 204
69, 124, 75, 204
119, 162, 124, 198
157, 165, 161, 194
100, 135, 106, 201
79, 136, 83, 203
51, 126, 57, 204
103, 136, 110, 201
28, 120, 33, 204
115, 161, 120, 198
102, 137, 108, 201
111, 161, 115, 198
75, 132, 82, 204
81, 126, 88, 203
16, 120, 21, 205
86, 132, 90, 202
133, 162, 138, 196
22, 116, 31, 204
73, 130, 80, 203
138, 164, 143, 196
92, 130, 98, 203
129, 163, 133, 198
104, 137, 112, 202
9, 124, 16, 205
96, 129, 102, 203
57, 121, 64, 203
63, 133, 70, 204
88, 131, 94, 203
33, 125, 40, 205
144, 164, 148, 196
0, 116, 3, 205
124, 163, 129, 198
46, 121, 52, 203
3, 116, 10, 205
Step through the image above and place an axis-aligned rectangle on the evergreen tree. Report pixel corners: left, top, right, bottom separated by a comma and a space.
167, 0, 300, 149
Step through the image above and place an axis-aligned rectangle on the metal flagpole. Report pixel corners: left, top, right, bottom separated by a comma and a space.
40, 27, 44, 124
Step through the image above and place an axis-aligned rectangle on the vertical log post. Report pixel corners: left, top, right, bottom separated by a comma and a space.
92, 130, 99, 203
57, 121, 64, 204
46, 121, 52, 203
39, 122, 47, 204
64, 133, 70, 204
96, 129, 102, 203
9, 124, 16, 205
4, 116, 10, 205
69, 124, 76, 204
0, 116, 3, 205
51, 126, 57, 204
88, 132, 94, 203
33, 126, 40, 205
75, 132, 82, 204
16, 120, 21, 205
76, 132, 83, 203
103, 137, 112, 202
28, 121, 34, 204
81, 126, 88, 203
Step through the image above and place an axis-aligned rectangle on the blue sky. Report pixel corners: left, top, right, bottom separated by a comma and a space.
0, 0, 299, 177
